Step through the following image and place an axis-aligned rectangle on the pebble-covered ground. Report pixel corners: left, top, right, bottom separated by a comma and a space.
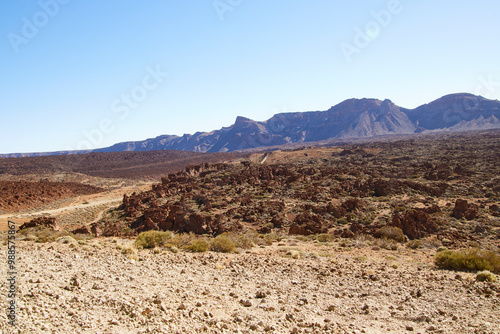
1, 238, 499, 334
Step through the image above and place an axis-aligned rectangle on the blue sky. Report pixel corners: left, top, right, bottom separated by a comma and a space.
1, 0, 499, 154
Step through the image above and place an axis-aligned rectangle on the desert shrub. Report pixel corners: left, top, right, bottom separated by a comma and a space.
406, 239, 422, 249
121, 246, 138, 260
476, 271, 496, 282
377, 226, 405, 243
435, 248, 500, 273
186, 238, 210, 252
56, 236, 78, 245
353, 234, 372, 248
210, 235, 236, 253
264, 232, 282, 244
422, 235, 442, 248
293, 235, 310, 242
168, 232, 197, 248
372, 237, 399, 250
316, 233, 336, 243
18, 226, 72, 243
223, 231, 255, 249
135, 230, 172, 249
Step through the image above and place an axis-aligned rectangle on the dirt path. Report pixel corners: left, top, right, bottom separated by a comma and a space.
0, 183, 152, 231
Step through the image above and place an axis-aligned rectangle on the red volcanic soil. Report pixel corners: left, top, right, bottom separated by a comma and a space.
0, 180, 103, 213
0, 150, 239, 180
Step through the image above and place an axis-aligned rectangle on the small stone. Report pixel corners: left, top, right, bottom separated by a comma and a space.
177, 303, 187, 310
406, 325, 414, 331
240, 299, 252, 307
69, 277, 79, 287
256, 290, 267, 298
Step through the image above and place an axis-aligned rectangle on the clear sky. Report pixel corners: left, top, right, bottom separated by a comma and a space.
1, 0, 499, 154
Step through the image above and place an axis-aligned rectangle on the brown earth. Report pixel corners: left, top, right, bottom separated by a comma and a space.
0, 150, 238, 180
0, 180, 103, 214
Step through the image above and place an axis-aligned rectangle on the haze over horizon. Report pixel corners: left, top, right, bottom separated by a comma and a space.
1, 1, 499, 154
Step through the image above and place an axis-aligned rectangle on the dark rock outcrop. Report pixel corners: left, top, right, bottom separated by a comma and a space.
20, 217, 59, 231
451, 199, 479, 220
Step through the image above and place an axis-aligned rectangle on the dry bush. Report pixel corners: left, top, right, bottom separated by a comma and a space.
352, 234, 372, 248
263, 232, 282, 244
372, 237, 399, 250
18, 226, 73, 243
210, 235, 236, 253
56, 236, 78, 245
167, 232, 197, 249
421, 235, 442, 248
121, 246, 138, 260
135, 230, 172, 249
435, 248, 500, 273
377, 226, 405, 242
223, 231, 256, 249
406, 239, 422, 249
185, 238, 210, 252
316, 233, 336, 243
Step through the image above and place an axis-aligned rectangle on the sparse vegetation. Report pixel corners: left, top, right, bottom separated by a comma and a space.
210, 235, 236, 253
435, 248, 500, 273
406, 239, 422, 249
316, 233, 336, 243
377, 226, 405, 243
135, 230, 172, 249
476, 270, 497, 282
186, 238, 210, 252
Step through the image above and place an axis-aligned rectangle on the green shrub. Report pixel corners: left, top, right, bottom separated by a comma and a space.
476, 271, 497, 282
210, 235, 236, 253
135, 230, 172, 249
435, 248, 500, 273
377, 226, 405, 243
186, 238, 210, 252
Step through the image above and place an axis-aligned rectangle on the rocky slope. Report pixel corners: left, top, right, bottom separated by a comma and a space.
88, 130, 500, 252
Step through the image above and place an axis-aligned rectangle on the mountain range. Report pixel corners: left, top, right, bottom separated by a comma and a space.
3, 93, 500, 157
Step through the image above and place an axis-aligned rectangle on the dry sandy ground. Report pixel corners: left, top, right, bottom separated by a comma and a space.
1, 238, 499, 334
